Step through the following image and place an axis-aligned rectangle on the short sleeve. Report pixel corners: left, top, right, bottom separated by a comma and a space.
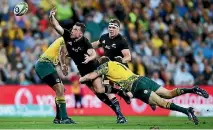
62, 29, 71, 41
120, 37, 129, 50
95, 63, 109, 75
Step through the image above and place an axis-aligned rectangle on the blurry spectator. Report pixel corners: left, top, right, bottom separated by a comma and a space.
203, 65, 213, 84
8, 24, 24, 41
166, 56, 177, 75
38, 13, 49, 32
175, 0, 188, 17
208, 75, 213, 85
205, 31, 213, 49
0, 40, 8, 66
190, 63, 203, 85
5, 70, 18, 84
176, 56, 190, 72
24, 31, 35, 49
0, 64, 6, 85
18, 72, 31, 86
56, 0, 74, 28
194, 49, 204, 64
85, 14, 102, 41
151, 33, 163, 49
0, 0, 10, 21
39, 0, 56, 12
128, 54, 145, 76
26, 67, 41, 84
174, 64, 194, 86
25, 12, 39, 31
151, 71, 164, 86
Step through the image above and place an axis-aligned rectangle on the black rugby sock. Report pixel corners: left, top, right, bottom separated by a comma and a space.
96, 93, 119, 115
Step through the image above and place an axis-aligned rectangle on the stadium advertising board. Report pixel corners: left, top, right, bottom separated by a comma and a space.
0, 85, 212, 117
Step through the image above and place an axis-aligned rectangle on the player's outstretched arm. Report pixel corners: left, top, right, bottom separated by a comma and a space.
79, 72, 99, 83
121, 49, 131, 63
59, 45, 68, 76
91, 40, 101, 49
49, 7, 64, 35
80, 63, 108, 83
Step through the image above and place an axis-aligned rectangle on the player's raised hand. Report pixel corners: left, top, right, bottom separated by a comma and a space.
49, 7, 57, 17
82, 54, 91, 64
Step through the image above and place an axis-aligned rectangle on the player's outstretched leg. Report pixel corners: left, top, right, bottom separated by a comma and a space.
148, 91, 199, 125
155, 85, 209, 99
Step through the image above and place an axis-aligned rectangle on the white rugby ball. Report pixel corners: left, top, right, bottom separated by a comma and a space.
14, 2, 28, 16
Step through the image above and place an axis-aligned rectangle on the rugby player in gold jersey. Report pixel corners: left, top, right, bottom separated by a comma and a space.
35, 37, 75, 124
80, 56, 210, 125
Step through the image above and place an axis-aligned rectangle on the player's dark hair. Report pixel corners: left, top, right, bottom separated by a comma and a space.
99, 56, 110, 64
75, 22, 86, 33
109, 19, 120, 27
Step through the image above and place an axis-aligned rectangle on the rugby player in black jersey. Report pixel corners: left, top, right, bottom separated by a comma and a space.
92, 19, 132, 123
49, 7, 128, 124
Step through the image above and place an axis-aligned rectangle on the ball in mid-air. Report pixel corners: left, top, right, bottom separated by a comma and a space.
14, 2, 28, 16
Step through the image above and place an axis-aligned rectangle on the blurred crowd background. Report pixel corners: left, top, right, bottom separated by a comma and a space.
0, 0, 213, 87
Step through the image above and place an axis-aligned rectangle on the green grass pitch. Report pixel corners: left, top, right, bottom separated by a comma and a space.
0, 116, 212, 129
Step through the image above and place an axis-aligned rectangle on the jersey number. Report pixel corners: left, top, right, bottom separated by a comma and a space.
117, 63, 127, 70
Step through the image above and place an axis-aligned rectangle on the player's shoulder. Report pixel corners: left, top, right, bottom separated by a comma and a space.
100, 33, 109, 39
118, 34, 127, 41
53, 37, 64, 44
82, 36, 90, 43
57, 37, 64, 42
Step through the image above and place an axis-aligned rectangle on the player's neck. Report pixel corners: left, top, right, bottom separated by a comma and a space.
74, 36, 83, 42
109, 34, 119, 39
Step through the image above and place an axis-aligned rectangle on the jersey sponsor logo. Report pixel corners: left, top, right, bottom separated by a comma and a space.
104, 44, 116, 50
104, 45, 111, 49
72, 47, 82, 52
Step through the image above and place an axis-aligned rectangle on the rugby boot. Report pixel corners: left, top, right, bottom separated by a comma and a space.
59, 118, 76, 124
186, 107, 199, 125
193, 85, 209, 98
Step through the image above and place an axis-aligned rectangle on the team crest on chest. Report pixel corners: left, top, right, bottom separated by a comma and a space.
72, 47, 82, 52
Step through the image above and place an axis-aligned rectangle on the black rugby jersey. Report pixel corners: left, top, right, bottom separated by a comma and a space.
62, 29, 94, 66
99, 33, 129, 61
